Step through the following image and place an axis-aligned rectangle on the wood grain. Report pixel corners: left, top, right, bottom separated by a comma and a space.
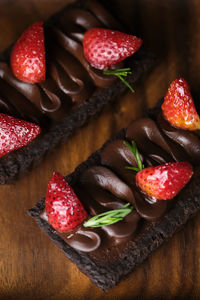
0, 0, 200, 299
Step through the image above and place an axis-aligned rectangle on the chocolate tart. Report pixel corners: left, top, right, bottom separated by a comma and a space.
0, 0, 154, 184
29, 99, 200, 290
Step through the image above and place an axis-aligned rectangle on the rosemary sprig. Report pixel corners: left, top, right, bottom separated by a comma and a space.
83, 203, 133, 228
123, 140, 144, 172
103, 68, 134, 93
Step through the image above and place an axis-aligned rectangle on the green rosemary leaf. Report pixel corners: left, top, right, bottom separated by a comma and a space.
125, 166, 140, 172
83, 203, 133, 228
103, 67, 132, 76
123, 140, 144, 172
117, 75, 135, 93
103, 68, 134, 93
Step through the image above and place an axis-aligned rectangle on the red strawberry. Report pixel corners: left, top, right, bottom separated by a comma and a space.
83, 28, 142, 70
136, 162, 193, 200
161, 78, 200, 130
0, 113, 41, 158
10, 21, 45, 83
45, 172, 88, 232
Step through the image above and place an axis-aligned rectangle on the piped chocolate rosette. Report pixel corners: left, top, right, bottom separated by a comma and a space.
41, 78, 200, 255
0, 0, 143, 163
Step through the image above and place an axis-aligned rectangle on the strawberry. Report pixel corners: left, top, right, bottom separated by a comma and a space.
45, 172, 88, 232
161, 78, 200, 130
0, 113, 41, 158
136, 162, 193, 200
10, 21, 45, 83
83, 28, 142, 70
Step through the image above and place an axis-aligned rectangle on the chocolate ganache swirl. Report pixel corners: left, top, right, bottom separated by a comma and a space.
0, 0, 122, 125
52, 113, 200, 254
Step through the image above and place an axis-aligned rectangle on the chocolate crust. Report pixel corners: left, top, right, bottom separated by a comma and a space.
28, 105, 200, 290
0, 0, 155, 184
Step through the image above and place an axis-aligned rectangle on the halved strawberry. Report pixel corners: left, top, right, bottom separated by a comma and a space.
0, 113, 41, 158
10, 21, 45, 83
136, 162, 193, 200
161, 78, 200, 130
83, 28, 142, 70
45, 172, 88, 232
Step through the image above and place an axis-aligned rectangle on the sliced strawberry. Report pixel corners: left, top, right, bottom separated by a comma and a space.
83, 28, 142, 70
10, 21, 45, 83
45, 173, 88, 232
136, 162, 193, 200
161, 78, 200, 130
0, 113, 41, 158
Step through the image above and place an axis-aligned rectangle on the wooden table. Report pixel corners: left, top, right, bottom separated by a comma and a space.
1, 0, 200, 299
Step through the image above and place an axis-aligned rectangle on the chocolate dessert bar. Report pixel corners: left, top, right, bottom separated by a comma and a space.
29, 78, 200, 290
0, 0, 154, 184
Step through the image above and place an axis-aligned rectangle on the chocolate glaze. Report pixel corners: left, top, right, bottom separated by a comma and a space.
66, 228, 101, 252
49, 112, 200, 253
81, 166, 135, 207
157, 113, 200, 163
0, 0, 126, 126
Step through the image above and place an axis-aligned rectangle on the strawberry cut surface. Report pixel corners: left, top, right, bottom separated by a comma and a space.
45, 173, 88, 232
136, 162, 193, 201
83, 28, 142, 70
10, 21, 45, 83
0, 113, 41, 158
161, 78, 200, 130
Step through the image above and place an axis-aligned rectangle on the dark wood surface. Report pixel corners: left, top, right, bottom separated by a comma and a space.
1, 0, 200, 299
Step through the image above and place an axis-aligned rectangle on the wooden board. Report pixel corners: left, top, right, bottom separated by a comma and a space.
0, 0, 200, 299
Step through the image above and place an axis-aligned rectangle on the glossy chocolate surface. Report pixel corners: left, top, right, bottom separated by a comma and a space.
0, 0, 123, 126
49, 112, 200, 257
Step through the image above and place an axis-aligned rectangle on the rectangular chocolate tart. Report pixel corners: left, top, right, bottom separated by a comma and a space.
28, 100, 200, 291
0, 0, 154, 184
